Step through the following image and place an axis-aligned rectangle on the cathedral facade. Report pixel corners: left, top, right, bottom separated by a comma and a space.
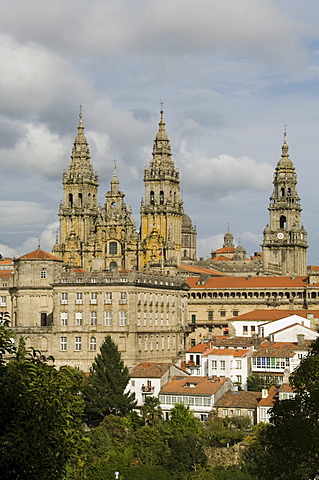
53, 110, 196, 273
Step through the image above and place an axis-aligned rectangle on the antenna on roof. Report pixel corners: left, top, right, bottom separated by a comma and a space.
38, 239, 41, 249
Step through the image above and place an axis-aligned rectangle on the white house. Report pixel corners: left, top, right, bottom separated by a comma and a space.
129, 362, 188, 406
201, 347, 253, 390
229, 309, 318, 337
257, 384, 295, 423
159, 375, 233, 421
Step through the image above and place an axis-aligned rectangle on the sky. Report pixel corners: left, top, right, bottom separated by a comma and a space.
1, 0, 319, 265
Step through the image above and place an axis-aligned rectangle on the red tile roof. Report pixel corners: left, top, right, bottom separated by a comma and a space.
211, 255, 232, 261
187, 276, 308, 289
186, 343, 211, 354
214, 247, 236, 254
160, 376, 228, 395
258, 385, 278, 407
215, 391, 261, 408
202, 348, 251, 357
0, 270, 13, 277
130, 362, 176, 378
17, 249, 62, 261
229, 309, 319, 322
178, 265, 229, 276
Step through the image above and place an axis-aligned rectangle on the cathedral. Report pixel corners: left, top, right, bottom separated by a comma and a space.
2, 108, 317, 373
52, 109, 197, 273
52, 109, 308, 278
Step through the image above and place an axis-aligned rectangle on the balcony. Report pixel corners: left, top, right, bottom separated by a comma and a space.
141, 385, 155, 394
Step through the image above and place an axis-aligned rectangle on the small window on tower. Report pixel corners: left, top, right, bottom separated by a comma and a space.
68, 193, 73, 207
150, 191, 155, 205
280, 215, 287, 230
281, 188, 285, 197
78, 193, 82, 207
160, 191, 164, 205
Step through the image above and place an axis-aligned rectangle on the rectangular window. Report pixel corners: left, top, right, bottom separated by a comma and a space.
75, 336, 81, 351
119, 292, 127, 304
208, 310, 213, 321
195, 397, 202, 406
61, 293, 68, 304
60, 336, 67, 351
75, 312, 82, 326
191, 314, 196, 324
220, 310, 226, 317
76, 278, 83, 283
236, 360, 242, 369
61, 312, 68, 326
211, 360, 217, 369
236, 409, 241, 416
91, 278, 97, 283
236, 375, 242, 383
220, 360, 226, 370
76, 293, 83, 304
90, 311, 97, 326
0, 296, 6, 306
105, 311, 112, 326
119, 310, 127, 326
243, 325, 248, 335
203, 397, 211, 407
90, 292, 97, 304
105, 292, 112, 304
233, 310, 239, 317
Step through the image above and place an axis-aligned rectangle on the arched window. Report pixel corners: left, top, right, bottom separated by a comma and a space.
183, 250, 187, 257
109, 241, 117, 255
41, 313, 48, 326
160, 191, 164, 205
68, 193, 73, 207
89, 337, 97, 351
78, 193, 82, 207
150, 191, 155, 205
40, 268, 47, 279
281, 188, 285, 197
280, 215, 287, 229
110, 261, 117, 270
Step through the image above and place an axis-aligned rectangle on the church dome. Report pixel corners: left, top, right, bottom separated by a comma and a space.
182, 213, 193, 229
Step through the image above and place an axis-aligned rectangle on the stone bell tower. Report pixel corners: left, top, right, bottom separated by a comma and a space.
140, 109, 184, 270
53, 112, 100, 269
262, 132, 308, 276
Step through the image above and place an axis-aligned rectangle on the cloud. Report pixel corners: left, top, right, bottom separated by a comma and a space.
0, 221, 58, 258
0, 1, 307, 70
176, 141, 273, 198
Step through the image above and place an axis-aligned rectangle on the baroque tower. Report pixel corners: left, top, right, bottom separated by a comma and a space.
140, 110, 184, 270
53, 112, 99, 269
262, 132, 308, 276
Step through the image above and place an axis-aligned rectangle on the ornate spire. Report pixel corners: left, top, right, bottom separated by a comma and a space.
277, 131, 293, 169
110, 161, 119, 194
71, 111, 91, 164
152, 109, 172, 161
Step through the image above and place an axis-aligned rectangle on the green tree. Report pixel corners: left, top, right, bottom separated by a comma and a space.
83, 336, 136, 423
0, 312, 15, 363
0, 349, 86, 480
140, 395, 163, 425
246, 374, 270, 392
165, 404, 206, 472
133, 425, 170, 467
203, 413, 250, 447
242, 337, 319, 480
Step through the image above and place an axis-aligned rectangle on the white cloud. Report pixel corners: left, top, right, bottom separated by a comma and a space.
176, 141, 273, 198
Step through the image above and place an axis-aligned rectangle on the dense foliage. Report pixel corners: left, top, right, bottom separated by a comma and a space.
242, 337, 319, 480
0, 345, 86, 479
